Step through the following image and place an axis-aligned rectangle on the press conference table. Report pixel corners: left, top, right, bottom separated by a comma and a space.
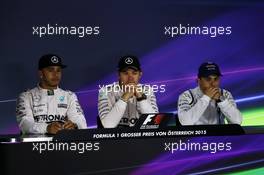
1, 125, 264, 175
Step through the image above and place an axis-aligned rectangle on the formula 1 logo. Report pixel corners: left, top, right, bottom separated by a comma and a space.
153, 114, 165, 125
140, 114, 163, 129
142, 114, 156, 125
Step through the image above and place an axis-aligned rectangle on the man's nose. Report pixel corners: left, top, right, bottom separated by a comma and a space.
210, 80, 217, 87
53, 71, 60, 77
128, 75, 134, 81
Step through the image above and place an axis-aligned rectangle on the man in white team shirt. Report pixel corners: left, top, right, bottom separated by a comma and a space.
16, 54, 87, 134
178, 62, 242, 125
98, 55, 159, 128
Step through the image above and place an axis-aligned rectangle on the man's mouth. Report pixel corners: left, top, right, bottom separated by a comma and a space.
51, 79, 60, 82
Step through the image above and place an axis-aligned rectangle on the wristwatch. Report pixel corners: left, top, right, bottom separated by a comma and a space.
216, 96, 225, 103
136, 93, 147, 101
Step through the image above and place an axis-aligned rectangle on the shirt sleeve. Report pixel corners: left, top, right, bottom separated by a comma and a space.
178, 90, 211, 125
217, 90, 243, 125
137, 89, 159, 114
98, 89, 127, 128
16, 92, 48, 134
66, 92, 87, 129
